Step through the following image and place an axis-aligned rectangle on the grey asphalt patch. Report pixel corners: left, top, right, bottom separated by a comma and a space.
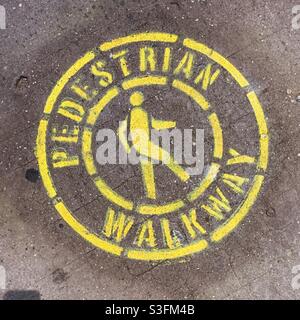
0, 0, 299, 299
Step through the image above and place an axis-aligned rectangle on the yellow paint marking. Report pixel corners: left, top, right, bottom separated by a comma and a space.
123, 91, 190, 200
188, 163, 220, 202
51, 136, 78, 144
172, 79, 210, 110
86, 87, 119, 126
51, 125, 79, 144
117, 117, 131, 153
211, 175, 264, 242
122, 76, 167, 90
161, 218, 181, 249
194, 64, 221, 91
227, 148, 256, 166
52, 151, 79, 168
137, 200, 185, 215
140, 47, 157, 72
55, 201, 123, 256
201, 187, 231, 221
45, 51, 95, 114
71, 80, 94, 101
181, 209, 206, 238
111, 50, 132, 77
90, 60, 114, 87
36, 119, 57, 198
247, 91, 269, 171
136, 220, 156, 248
57, 100, 85, 123
94, 176, 134, 211
168, 160, 190, 182
82, 127, 97, 176
209, 113, 223, 159
201, 206, 224, 221
140, 158, 156, 200
99, 32, 178, 51
162, 47, 172, 72
127, 239, 208, 260
183, 38, 249, 88
151, 119, 176, 130
222, 173, 249, 195
37, 34, 269, 261
174, 52, 194, 79
103, 208, 134, 243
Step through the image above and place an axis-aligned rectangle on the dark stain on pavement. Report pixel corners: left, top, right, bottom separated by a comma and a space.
25, 168, 40, 183
52, 268, 69, 284
3, 290, 41, 300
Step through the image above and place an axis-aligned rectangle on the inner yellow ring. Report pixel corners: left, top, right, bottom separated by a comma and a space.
81, 75, 223, 215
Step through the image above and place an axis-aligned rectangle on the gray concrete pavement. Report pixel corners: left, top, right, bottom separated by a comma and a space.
0, 0, 299, 299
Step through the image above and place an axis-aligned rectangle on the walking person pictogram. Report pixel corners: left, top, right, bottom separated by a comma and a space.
118, 91, 190, 199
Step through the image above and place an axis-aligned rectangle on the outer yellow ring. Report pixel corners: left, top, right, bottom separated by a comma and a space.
36, 32, 269, 261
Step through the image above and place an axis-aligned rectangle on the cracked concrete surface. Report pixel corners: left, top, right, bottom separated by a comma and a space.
0, 0, 299, 299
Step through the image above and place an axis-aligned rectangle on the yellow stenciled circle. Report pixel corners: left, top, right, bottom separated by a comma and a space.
130, 91, 144, 106
36, 32, 268, 261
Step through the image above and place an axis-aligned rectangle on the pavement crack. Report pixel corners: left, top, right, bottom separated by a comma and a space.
125, 260, 164, 278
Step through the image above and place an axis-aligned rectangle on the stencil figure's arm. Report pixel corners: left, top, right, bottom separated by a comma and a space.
151, 117, 176, 130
